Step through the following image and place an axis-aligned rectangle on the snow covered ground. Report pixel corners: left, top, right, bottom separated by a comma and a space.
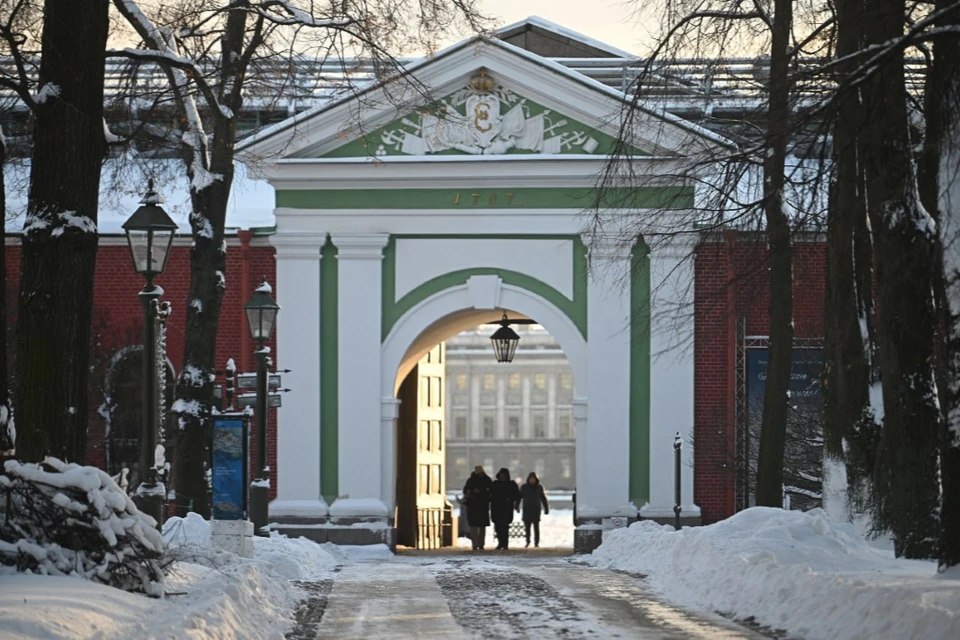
456, 508, 575, 549
588, 507, 960, 640
0, 514, 339, 639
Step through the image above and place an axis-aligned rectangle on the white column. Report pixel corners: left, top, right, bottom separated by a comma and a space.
641, 242, 701, 520
521, 376, 531, 437
547, 375, 557, 438
269, 232, 327, 518
330, 233, 391, 518
579, 236, 634, 518
496, 376, 506, 438
470, 375, 480, 439
381, 398, 401, 512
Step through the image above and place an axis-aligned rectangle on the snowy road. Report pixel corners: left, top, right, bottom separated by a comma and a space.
297, 550, 763, 639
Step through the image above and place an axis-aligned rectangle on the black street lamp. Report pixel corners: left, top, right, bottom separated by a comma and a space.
490, 312, 521, 363
244, 279, 280, 535
122, 180, 177, 529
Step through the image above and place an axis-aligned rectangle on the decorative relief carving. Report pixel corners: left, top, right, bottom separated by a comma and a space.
376, 69, 600, 156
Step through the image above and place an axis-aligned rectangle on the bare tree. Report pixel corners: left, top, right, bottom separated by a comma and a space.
592, 0, 834, 510
109, 0, 487, 515
6, 0, 109, 462
921, 0, 960, 571
0, 0, 42, 458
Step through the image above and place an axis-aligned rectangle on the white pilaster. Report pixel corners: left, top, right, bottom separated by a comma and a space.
572, 397, 588, 505
269, 232, 328, 518
641, 242, 701, 520
579, 236, 634, 518
381, 398, 401, 511
331, 233, 391, 517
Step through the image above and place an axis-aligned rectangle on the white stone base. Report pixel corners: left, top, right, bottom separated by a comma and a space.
328, 498, 390, 518
211, 519, 254, 558
269, 498, 330, 518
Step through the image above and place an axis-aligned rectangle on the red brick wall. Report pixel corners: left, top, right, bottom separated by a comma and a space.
693, 234, 826, 524
4, 236, 277, 504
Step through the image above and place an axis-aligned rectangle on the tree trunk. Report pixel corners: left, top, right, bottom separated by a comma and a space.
823, 0, 880, 496
861, 0, 941, 559
172, 5, 247, 516
755, 0, 795, 507
0, 131, 11, 455
922, 0, 960, 572
14, 0, 108, 462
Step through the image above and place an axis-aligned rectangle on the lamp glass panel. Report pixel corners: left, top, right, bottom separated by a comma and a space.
153, 229, 176, 274
126, 229, 151, 274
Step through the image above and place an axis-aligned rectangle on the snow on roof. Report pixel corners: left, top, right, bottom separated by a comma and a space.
4, 158, 275, 235
238, 22, 733, 156
493, 15, 638, 60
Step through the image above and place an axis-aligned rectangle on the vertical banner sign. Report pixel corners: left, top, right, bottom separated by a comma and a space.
212, 417, 247, 520
745, 348, 824, 507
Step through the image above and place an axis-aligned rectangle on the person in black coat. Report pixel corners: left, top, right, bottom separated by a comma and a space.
462, 465, 492, 550
490, 468, 521, 550
518, 471, 549, 548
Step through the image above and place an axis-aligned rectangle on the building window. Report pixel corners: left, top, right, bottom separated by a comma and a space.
558, 413, 572, 439
482, 415, 495, 439
509, 373, 521, 389
455, 374, 468, 390
559, 373, 572, 390
483, 374, 496, 390
453, 414, 467, 439
508, 415, 520, 439
533, 414, 546, 439
455, 457, 468, 479
534, 373, 546, 389
561, 457, 572, 479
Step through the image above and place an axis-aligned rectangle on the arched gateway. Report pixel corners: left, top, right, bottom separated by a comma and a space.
238, 20, 728, 551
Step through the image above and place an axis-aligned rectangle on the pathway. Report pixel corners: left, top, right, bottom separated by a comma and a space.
290, 549, 766, 639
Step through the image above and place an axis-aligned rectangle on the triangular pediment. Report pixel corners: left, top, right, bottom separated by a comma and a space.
320, 76, 639, 159
237, 32, 732, 164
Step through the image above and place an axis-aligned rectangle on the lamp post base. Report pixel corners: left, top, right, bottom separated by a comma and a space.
250, 482, 269, 537
133, 483, 165, 532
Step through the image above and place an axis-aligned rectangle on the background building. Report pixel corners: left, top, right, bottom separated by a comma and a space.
445, 325, 575, 492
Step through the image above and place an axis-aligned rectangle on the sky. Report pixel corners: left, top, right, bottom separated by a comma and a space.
477, 0, 655, 55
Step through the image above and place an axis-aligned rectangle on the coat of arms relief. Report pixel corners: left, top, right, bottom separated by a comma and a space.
376, 69, 600, 156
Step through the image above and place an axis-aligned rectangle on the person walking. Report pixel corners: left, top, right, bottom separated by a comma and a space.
490, 468, 521, 550
519, 471, 549, 548
462, 465, 492, 550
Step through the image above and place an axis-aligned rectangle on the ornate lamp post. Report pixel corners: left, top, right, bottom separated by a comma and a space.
490, 312, 521, 363
244, 279, 280, 535
122, 180, 177, 528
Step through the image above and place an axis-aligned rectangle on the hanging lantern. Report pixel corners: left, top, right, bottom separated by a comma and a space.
490, 312, 520, 363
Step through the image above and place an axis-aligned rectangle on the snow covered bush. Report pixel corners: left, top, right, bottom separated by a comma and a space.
0, 457, 165, 596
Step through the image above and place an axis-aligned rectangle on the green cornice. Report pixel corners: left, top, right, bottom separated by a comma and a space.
276, 186, 693, 210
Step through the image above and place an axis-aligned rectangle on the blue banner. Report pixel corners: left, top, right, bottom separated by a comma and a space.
212, 417, 247, 520
746, 348, 824, 413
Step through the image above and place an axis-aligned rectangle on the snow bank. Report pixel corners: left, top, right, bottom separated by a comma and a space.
589, 507, 960, 639
0, 513, 342, 638
0, 560, 296, 639
163, 513, 338, 580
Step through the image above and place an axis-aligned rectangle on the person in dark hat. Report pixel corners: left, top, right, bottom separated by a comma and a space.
519, 471, 549, 548
490, 468, 521, 550
462, 465, 492, 550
